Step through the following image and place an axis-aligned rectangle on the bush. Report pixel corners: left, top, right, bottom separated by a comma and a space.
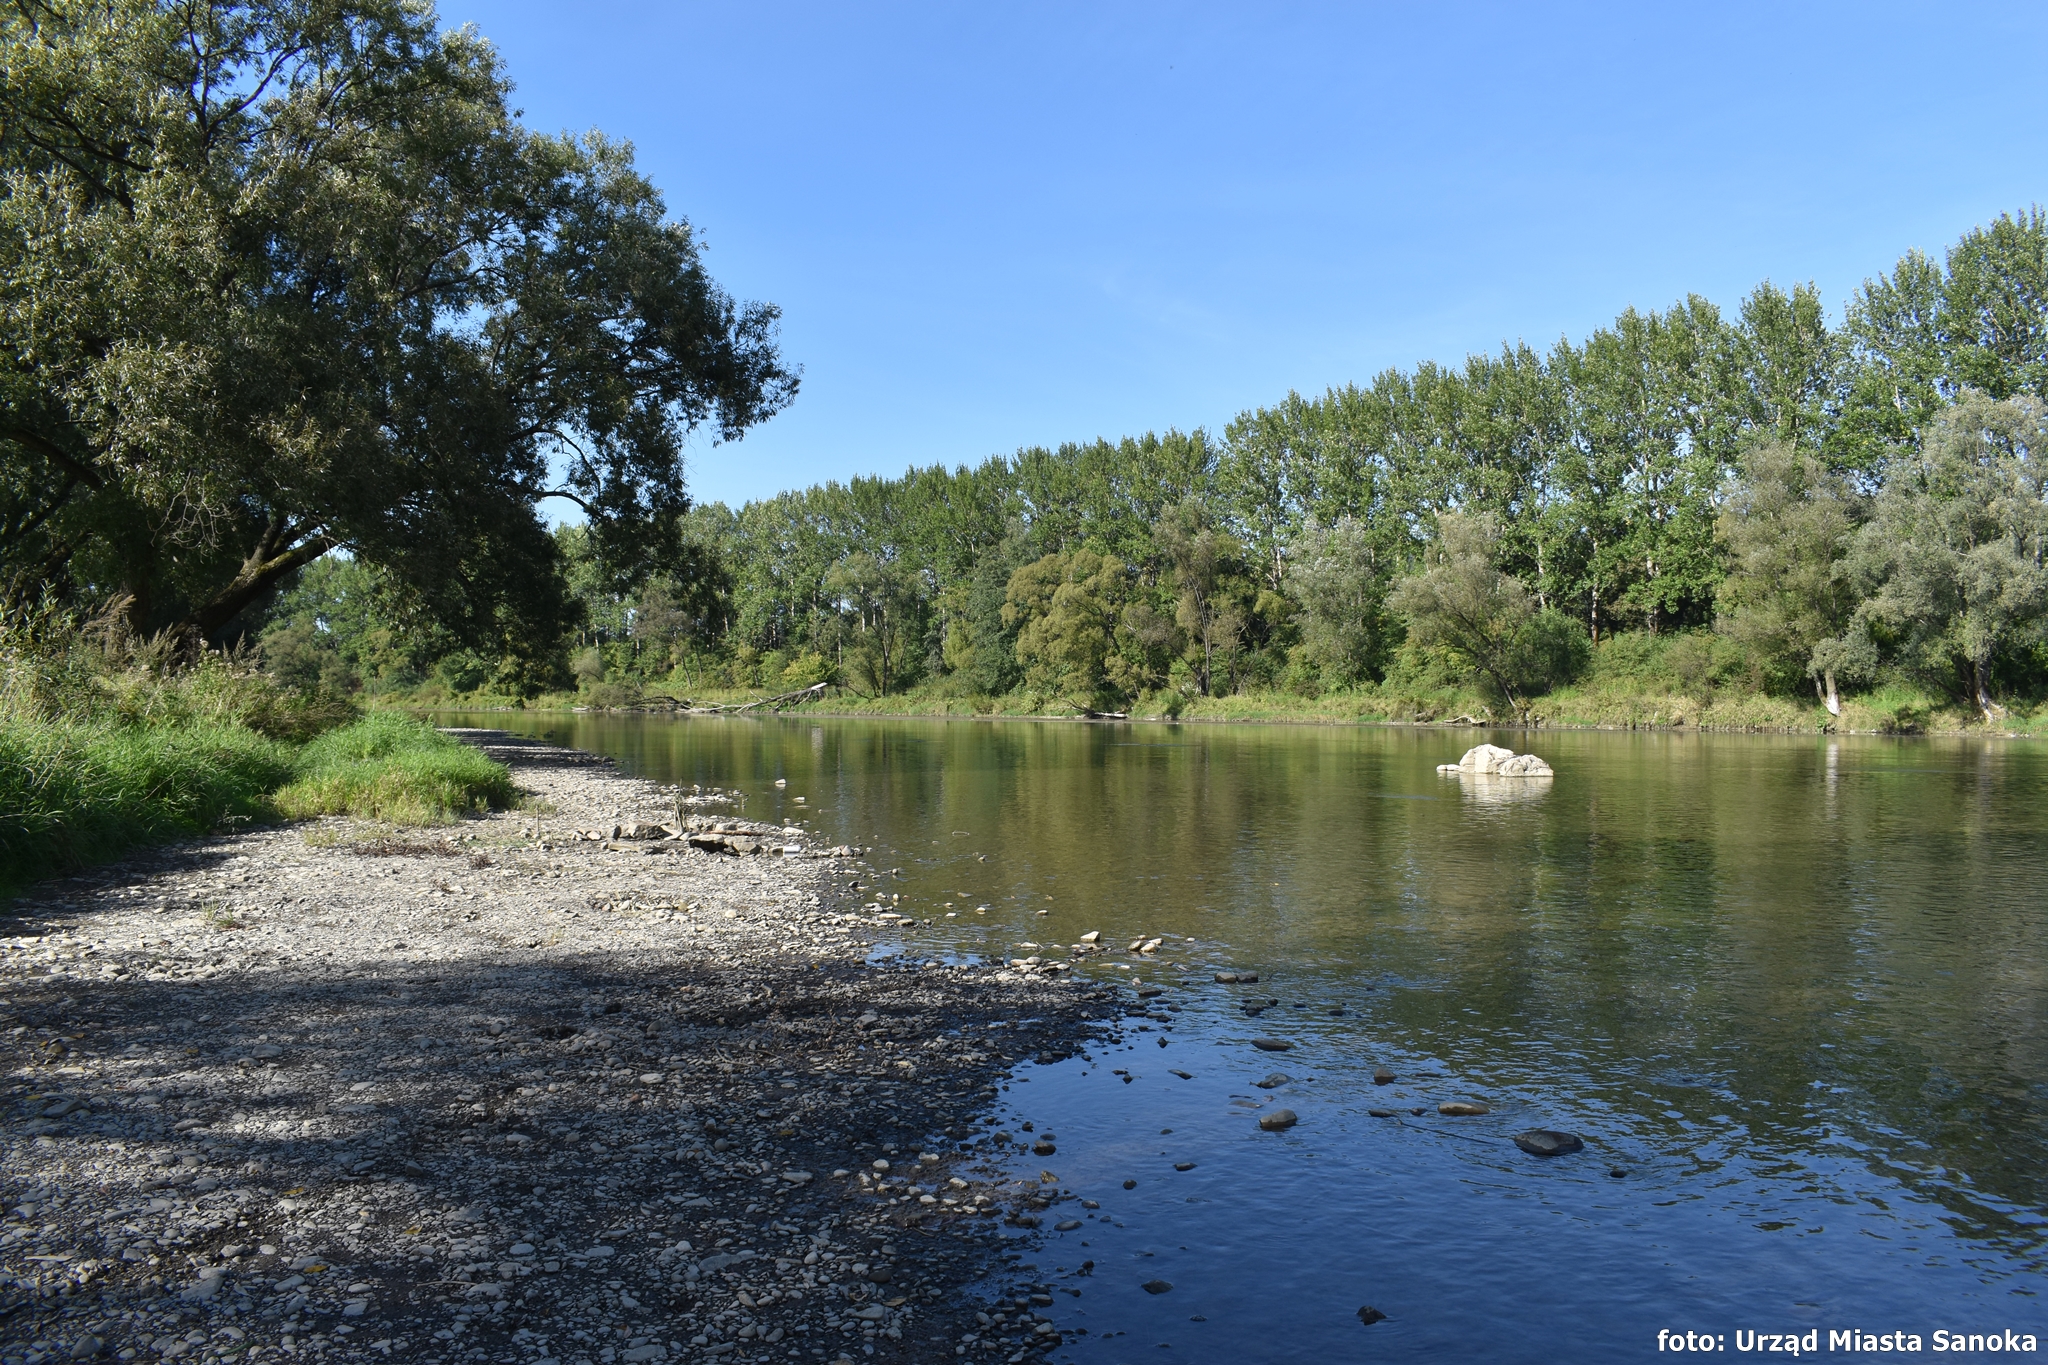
274, 713, 516, 824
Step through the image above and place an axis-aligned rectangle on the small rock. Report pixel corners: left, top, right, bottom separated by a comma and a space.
1054, 1219, 1082, 1231
1372, 1066, 1395, 1085
1367, 1108, 1397, 1118
1123, 1179, 1136, 1189
1253, 1072, 1291, 1089
1080, 931, 1101, 943
1513, 1130, 1584, 1157
1609, 1167, 1628, 1179
1142, 1279, 1173, 1295
1258, 1109, 1298, 1131
1173, 1162, 1195, 1171
1169, 1069, 1193, 1079
1032, 1140, 1057, 1156
1213, 972, 1240, 984
1438, 1101, 1490, 1117
1251, 1038, 1293, 1052
1358, 1305, 1387, 1326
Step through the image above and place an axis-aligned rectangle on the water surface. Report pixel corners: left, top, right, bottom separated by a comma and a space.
444, 712, 2048, 1360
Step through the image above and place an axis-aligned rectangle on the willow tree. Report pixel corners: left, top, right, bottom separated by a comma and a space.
0, 0, 794, 657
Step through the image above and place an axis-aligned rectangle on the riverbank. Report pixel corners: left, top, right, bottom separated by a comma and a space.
409, 685, 2045, 738
0, 731, 1116, 1365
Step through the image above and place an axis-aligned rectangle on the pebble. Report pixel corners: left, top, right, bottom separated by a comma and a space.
1439, 1101, 1491, 1116
0, 730, 1117, 1365
1251, 1038, 1293, 1052
1142, 1279, 1174, 1294
1367, 1108, 1397, 1118
1258, 1109, 1299, 1131
1173, 1162, 1196, 1171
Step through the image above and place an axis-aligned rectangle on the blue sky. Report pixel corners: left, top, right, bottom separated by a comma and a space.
435, 1, 2048, 513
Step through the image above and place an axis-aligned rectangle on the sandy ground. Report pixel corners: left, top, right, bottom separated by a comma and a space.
0, 732, 1114, 1365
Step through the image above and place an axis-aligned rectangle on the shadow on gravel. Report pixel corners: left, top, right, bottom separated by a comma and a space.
1, 933, 1107, 1362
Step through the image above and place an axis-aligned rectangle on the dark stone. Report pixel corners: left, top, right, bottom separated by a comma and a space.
1358, 1306, 1387, 1326
1251, 1038, 1293, 1052
1253, 1072, 1291, 1089
1258, 1109, 1298, 1131
1137, 988, 1164, 999
1032, 1140, 1057, 1156
1123, 1179, 1136, 1189
1367, 1108, 1396, 1118
1142, 1280, 1173, 1295
1169, 1069, 1193, 1079
1609, 1167, 1628, 1179
1173, 1162, 1195, 1171
1372, 1066, 1395, 1085
1513, 1130, 1584, 1157
1054, 1219, 1082, 1231
866, 1267, 893, 1284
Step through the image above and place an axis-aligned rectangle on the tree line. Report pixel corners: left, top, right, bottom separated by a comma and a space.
445, 208, 2039, 720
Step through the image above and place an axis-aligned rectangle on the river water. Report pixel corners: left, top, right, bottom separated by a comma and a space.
444, 712, 2048, 1361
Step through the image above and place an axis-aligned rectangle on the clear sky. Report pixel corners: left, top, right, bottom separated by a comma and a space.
434, 1, 2048, 513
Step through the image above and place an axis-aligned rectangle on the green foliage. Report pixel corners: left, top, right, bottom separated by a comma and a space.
274, 714, 516, 824
1717, 442, 1869, 709
1848, 393, 2048, 714
1389, 514, 1586, 716
1, 0, 790, 659
1285, 517, 1395, 685
1004, 550, 1129, 707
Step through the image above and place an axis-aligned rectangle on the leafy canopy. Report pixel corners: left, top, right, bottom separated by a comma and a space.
0, 0, 794, 654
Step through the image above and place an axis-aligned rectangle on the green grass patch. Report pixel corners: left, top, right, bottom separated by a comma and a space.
0, 718, 295, 897
273, 713, 516, 823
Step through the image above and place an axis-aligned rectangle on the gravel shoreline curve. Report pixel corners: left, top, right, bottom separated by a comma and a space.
0, 731, 1117, 1365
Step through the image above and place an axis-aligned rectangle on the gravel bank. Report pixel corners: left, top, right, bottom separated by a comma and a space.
0, 731, 1115, 1365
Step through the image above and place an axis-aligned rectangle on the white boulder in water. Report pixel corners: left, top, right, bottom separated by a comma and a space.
1436, 743, 1553, 777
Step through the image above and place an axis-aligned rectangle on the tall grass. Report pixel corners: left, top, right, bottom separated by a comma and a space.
275, 712, 516, 823
1, 615, 514, 897
0, 718, 295, 895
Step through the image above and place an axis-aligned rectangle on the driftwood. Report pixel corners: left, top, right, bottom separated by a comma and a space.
692, 681, 830, 714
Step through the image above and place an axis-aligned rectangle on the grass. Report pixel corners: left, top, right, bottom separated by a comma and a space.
273, 712, 517, 824
0, 718, 295, 897
0, 707, 515, 900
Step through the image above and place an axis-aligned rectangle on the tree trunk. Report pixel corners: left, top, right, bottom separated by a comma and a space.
1974, 660, 2003, 721
1820, 669, 1840, 717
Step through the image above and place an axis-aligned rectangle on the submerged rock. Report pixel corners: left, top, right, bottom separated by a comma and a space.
1258, 1109, 1299, 1131
1251, 1037, 1294, 1052
1143, 1280, 1174, 1295
1253, 1072, 1291, 1089
1358, 1306, 1388, 1326
1438, 1101, 1490, 1116
1513, 1129, 1584, 1157
1372, 1065, 1395, 1085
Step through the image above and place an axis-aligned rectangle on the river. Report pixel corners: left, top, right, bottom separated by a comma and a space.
442, 712, 2048, 1361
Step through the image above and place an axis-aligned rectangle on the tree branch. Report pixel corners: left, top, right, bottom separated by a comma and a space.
0, 424, 106, 490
